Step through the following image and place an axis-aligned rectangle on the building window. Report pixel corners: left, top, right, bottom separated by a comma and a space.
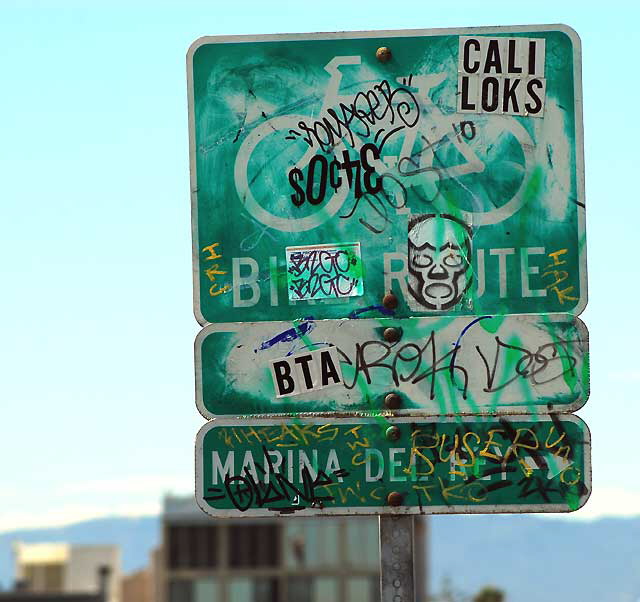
255, 578, 279, 602
285, 520, 346, 569
23, 563, 64, 592
228, 524, 280, 568
312, 577, 339, 602
168, 578, 192, 602
347, 577, 380, 602
168, 525, 218, 569
229, 577, 278, 602
346, 519, 379, 568
370, 576, 381, 602
287, 577, 312, 602
193, 578, 219, 602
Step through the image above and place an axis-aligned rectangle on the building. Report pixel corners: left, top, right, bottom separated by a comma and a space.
156, 495, 381, 602
0, 591, 103, 602
11, 543, 120, 602
121, 567, 154, 602
0, 594, 103, 602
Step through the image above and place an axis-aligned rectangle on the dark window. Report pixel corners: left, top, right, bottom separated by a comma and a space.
168, 525, 218, 569
255, 577, 279, 602
370, 575, 381, 602
168, 578, 192, 602
229, 524, 280, 568
287, 577, 312, 602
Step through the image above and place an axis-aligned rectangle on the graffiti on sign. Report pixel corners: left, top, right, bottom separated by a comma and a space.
285, 242, 364, 301
188, 26, 586, 324
195, 314, 589, 417
195, 415, 591, 517
407, 213, 474, 311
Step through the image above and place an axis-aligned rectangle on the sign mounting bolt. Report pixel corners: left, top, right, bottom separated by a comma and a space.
376, 46, 392, 62
386, 426, 401, 441
383, 327, 401, 343
382, 292, 398, 310
384, 393, 401, 409
387, 491, 403, 506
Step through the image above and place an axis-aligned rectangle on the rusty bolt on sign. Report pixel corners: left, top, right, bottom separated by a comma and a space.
386, 425, 401, 441
387, 491, 403, 507
376, 46, 392, 62
382, 292, 398, 310
383, 327, 401, 343
384, 392, 402, 409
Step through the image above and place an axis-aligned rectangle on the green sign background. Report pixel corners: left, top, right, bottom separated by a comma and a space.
188, 26, 586, 324
196, 415, 590, 517
196, 314, 589, 417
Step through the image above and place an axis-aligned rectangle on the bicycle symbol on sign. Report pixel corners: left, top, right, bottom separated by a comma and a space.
234, 55, 534, 234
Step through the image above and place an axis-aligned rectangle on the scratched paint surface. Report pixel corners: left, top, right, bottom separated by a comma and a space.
195, 415, 590, 517
195, 314, 589, 417
188, 26, 586, 324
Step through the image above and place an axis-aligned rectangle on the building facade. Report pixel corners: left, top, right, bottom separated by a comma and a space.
12, 542, 120, 602
157, 496, 381, 602
121, 567, 154, 602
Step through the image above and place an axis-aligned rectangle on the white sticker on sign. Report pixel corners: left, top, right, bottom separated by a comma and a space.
457, 36, 546, 117
285, 242, 364, 302
270, 346, 344, 398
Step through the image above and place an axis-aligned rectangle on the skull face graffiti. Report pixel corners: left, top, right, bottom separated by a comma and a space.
408, 214, 473, 311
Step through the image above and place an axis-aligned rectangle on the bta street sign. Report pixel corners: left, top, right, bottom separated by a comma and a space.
195, 415, 591, 518
195, 314, 589, 418
188, 25, 586, 325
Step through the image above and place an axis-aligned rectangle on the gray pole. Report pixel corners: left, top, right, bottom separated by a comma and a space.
413, 517, 427, 601
97, 565, 111, 602
379, 515, 415, 602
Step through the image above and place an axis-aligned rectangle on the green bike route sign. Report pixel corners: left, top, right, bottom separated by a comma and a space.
188, 25, 586, 324
195, 314, 589, 418
195, 415, 591, 517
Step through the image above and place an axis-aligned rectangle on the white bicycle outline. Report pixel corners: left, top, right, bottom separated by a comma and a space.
233, 55, 535, 233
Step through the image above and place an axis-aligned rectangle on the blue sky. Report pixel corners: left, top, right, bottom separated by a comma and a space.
0, 0, 637, 530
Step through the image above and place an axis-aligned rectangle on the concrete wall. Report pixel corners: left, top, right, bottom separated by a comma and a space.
66, 545, 121, 602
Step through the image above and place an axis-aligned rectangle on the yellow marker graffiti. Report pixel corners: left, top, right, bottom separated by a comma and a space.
542, 249, 578, 304
202, 242, 231, 297
202, 242, 223, 260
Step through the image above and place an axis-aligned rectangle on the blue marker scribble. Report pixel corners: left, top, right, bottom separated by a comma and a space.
255, 317, 315, 353
452, 315, 493, 350
449, 315, 493, 381
347, 304, 395, 319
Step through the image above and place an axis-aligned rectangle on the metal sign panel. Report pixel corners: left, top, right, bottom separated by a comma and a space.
195, 415, 591, 517
188, 25, 586, 324
195, 314, 589, 418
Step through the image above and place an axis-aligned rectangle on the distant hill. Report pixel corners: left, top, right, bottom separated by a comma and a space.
430, 514, 640, 602
0, 513, 638, 602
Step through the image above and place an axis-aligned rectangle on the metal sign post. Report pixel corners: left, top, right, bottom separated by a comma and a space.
380, 516, 415, 602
